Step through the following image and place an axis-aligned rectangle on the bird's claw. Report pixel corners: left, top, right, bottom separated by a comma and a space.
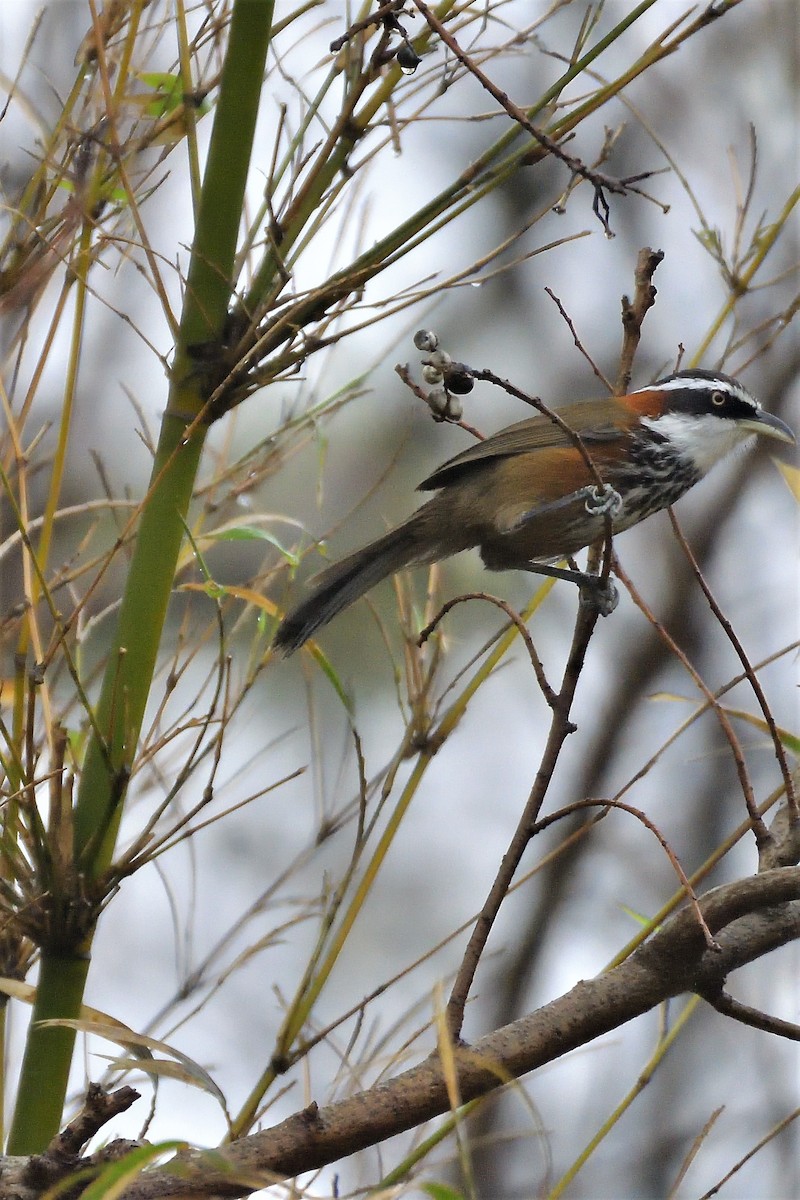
584, 483, 623, 518
578, 577, 619, 617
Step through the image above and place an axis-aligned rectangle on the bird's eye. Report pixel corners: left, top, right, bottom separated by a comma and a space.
711, 390, 726, 406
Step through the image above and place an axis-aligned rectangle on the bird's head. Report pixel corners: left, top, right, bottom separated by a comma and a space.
626, 369, 795, 476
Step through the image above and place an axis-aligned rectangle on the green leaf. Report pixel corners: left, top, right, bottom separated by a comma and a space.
179, 515, 215, 583
307, 641, 354, 716
619, 904, 657, 929
138, 72, 210, 119
206, 525, 301, 566
72, 1142, 186, 1200
422, 1184, 467, 1200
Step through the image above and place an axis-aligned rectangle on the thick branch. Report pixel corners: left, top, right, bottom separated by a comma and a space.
99, 866, 800, 1198
3, 868, 795, 1200
0, 1086, 141, 1200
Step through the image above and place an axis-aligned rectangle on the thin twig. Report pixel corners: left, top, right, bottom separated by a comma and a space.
700, 986, 800, 1040
544, 287, 612, 389
613, 551, 768, 843
418, 591, 557, 709
668, 508, 797, 816
394, 363, 484, 441
532, 797, 719, 951
412, 0, 661, 236
445, 599, 601, 1040
696, 1104, 800, 1200
329, 2, 408, 53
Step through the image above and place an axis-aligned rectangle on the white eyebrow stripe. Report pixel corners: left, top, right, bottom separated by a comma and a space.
632, 377, 760, 407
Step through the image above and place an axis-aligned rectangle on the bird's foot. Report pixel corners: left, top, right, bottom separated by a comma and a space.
583, 483, 623, 518
520, 561, 619, 616
578, 575, 619, 617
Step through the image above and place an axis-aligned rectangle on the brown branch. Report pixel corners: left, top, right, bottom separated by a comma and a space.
700, 986, 800, 1041
411, 0, 661, 236
543, 287, 613, 390
93, 866, 800, 1198
3, 1086, 142, 1200
667, 508, 798, 816
7, 869, 798, 1199
445, 600, 602, 1041
45, 1083, 140, 1158
616, 247, 665, 393
418, 591, 557, 709
613, 552, 768, 843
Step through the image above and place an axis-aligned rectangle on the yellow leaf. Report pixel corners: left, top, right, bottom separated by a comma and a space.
774, 458, 800, 502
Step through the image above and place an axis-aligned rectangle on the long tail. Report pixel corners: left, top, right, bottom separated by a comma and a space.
272, 508, 446, 655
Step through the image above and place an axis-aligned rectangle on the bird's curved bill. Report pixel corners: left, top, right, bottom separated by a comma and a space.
743, 410, 796, 444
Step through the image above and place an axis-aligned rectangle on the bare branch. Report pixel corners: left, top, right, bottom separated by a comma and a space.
89, 866, 800, 1198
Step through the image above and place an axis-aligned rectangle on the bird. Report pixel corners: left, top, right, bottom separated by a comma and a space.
272, 369, 795, 654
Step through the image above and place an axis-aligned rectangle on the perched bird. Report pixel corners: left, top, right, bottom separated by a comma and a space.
272, 369, 795, 654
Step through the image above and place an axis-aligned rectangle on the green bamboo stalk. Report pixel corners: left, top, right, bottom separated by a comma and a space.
7, 0, 275, 1154
5, 955, 91, 1153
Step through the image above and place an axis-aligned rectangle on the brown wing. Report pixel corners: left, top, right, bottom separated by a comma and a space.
417, 399, 626, 492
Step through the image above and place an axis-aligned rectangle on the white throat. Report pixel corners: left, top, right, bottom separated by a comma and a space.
641, 412, 756, 476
